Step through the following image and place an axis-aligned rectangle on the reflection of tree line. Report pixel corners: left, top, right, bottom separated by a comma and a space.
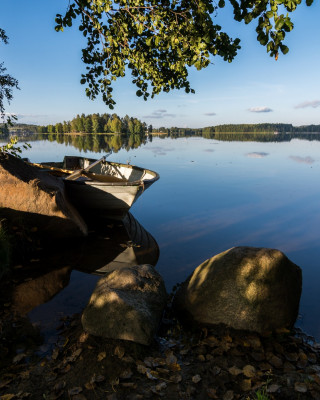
154, 132, 320, 143
10, 131, 320, 153
34, 133, 149, 153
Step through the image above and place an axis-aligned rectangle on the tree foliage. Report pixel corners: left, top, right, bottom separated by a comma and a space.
0, 28, 19, 128
55, 0, 313, 108
38, 112, 146, 135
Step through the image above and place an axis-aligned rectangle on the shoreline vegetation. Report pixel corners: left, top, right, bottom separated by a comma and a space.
1, 114, 320, 138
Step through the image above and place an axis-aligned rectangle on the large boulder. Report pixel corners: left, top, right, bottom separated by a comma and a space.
82, 264, 168, 345
173, 247, 302, 334
0, 153, 87, 237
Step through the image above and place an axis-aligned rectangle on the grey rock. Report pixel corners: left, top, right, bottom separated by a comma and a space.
82, 264, 167, 345
173, 247, 302, 333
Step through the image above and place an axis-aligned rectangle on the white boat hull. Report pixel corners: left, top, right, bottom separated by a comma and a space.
37, 156, 159, 219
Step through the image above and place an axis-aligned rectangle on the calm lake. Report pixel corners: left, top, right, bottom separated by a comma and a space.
3, 133, 320, 346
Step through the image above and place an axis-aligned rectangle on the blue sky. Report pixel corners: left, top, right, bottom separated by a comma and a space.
1, 0, 320, 128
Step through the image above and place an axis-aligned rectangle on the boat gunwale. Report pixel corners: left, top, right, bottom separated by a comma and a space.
68, 160, 159, 187
34, 159, 160, 187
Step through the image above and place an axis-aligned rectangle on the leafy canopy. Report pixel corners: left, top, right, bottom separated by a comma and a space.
55, 0, 313, 109
0, 28, 19, 128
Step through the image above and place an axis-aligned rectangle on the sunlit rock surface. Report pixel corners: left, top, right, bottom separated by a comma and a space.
82, 264, 167, 345
0, 153, 87, 237
173, 246, 302, 333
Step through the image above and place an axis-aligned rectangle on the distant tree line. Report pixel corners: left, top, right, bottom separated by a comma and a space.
202, 123, 320, 133
36, 113, 152, 135
151, 123, 320, 135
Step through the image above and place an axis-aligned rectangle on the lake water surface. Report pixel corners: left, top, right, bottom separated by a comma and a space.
4, 133, 320, 344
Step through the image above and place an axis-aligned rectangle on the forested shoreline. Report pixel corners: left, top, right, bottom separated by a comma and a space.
2, 120, 320, 138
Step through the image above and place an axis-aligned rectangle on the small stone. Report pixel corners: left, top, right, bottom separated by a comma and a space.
267, 384, 281, 393
192, 374, 201, 384
295, 382, 308, 393
197, 354, 206, 362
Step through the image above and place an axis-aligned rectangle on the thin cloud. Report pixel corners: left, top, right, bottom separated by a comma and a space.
248, 106, 273, 113
246, 152, 269, 158
16, 114, 49, 119
294, 100, 320, 109
155, 109, 167, 113
204, 112, 216, 116
144, 110, 176, 119
289, 156, 315, 164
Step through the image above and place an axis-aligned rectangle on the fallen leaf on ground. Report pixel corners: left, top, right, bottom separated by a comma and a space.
13, 353, 26, 364
295, 382, 308, 393
97, 352, 106, 362
243, 365, 256, 378
78, 332, 89, 343
0, 395, 15, 400
114, 346, 125, 359
228, 366, 242, 376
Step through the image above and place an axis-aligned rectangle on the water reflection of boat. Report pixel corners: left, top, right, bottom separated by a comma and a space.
75, 212, 160, 275
33, 156, 159, 219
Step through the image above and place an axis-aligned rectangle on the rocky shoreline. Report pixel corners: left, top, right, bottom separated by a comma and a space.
1, 299, 320, 400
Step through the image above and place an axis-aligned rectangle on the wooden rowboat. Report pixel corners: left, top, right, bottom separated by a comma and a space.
33, 156, 160, 219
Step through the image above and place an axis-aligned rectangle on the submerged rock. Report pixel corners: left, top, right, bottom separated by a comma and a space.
173, 246, 302, 333
82, 264, 168, 345
0, 153, 87, 237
